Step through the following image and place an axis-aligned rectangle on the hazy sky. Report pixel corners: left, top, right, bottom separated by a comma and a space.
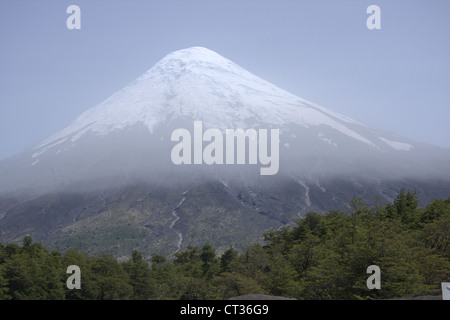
0, 0, 449, 160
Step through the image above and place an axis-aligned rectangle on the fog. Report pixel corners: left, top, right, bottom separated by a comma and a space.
1, 116, 449, 200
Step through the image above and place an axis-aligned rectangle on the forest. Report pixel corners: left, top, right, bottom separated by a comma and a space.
0, 190, 449, 300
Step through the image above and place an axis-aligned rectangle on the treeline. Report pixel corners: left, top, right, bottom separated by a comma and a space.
0, 190, 449, 300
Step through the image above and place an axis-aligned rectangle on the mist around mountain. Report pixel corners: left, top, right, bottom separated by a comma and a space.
0, 47, 449, 258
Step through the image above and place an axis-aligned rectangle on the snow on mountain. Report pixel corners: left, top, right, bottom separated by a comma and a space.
35, 47, 384, 155
378, 137, 413, 151
1, 47, 449, 196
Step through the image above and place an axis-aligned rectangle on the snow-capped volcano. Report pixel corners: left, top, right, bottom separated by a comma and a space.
35, 47, 400, 151
8, 47, 443, 186
1, 47, 449, 257
0, 46, 449, 196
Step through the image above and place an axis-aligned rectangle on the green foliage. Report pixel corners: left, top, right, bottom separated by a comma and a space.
220, 246, 238, 272
0, 191, 448, 300
216, 272, 264, 298
90, 254, 133, 299
123, 250, 155, 299
151, 254, 166, 266
0, 240, 65, 299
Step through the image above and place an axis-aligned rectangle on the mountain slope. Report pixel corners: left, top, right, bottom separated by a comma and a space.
0, 47, 449, 258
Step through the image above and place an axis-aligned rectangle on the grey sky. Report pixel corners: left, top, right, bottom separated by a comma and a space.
0, 0, 449, 160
